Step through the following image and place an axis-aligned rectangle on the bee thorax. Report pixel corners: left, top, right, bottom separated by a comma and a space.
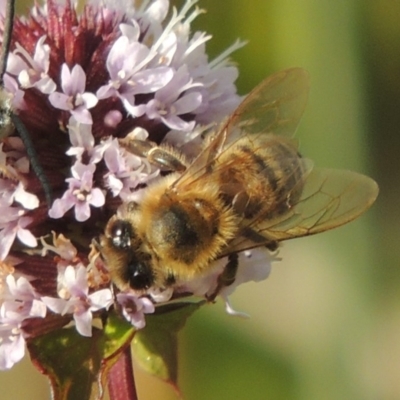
148, 198, 220, 264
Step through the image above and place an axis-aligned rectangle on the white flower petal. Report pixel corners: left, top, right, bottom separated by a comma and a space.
30, 299, 47, 318
36, 76, 56, 94
174, 91, 202, 114
74, 201, 91, 222
0, 332, 25, 370
74, 309, 92, 337
88, 188, 105, 207
89, 289, 113, 311
49, 198, 71, 219
119, 21, 140, 42
60, 63, 73, 94
81, 92, 98, 109
69, 65, 86, 94
71, 108, 93, 125
0, 227, 16, 260
16, 228, 37, 248
122, 98, 146, 117
223, 296, 250, 318
48, 92, 72, 111
41, 297, 69, 315
145, 0, 169, 23
13, 184, 39, 210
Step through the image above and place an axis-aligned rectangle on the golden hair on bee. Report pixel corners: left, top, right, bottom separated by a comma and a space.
100, 68, 378, 297
101, 172, 238, 291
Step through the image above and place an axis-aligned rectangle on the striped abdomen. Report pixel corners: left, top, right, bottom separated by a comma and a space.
216, 135, 306, 221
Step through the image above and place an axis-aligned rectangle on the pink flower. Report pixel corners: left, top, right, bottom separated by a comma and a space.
49, 64, 98, 124
0, 325, 26, 370
145, 66, 203, 131
66, 118, 95, 159
0, 276, 47, 370
116, 292, 155, 329
8, 36, 56, 94
12, 183, 39, 210
0, 0, 247, 370
0, 210, 37, 260
49, 162, 105, 221
102, 137, 157, 199
97, 36, 174, 117
42, 265, 113, 337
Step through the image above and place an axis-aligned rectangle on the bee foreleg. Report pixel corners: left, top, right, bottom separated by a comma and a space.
119, 138, 187, 172
219, 252, 239, 287
207, 252, 239, 302
147, 146, 187, 172
241, 227, 268, 243
119, 137, 155, 158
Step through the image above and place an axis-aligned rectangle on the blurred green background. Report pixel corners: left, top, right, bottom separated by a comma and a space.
1, 0, 399, 399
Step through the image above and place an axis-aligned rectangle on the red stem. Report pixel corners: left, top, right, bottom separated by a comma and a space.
108, 347, 138, 400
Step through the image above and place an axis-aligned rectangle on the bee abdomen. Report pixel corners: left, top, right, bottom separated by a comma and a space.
218, 136, 305, 220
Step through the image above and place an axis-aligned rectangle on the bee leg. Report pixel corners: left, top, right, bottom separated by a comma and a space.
241, 227, 279, 252
207, 253, 239, 302
110, 283, 122, 312
147, 145, 187, 172
241, 227, 269, 244
100, 306, 109, 327
265, 241, 279, 251
119, 138, 187, 172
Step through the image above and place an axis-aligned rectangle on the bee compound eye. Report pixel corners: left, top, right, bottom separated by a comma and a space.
110, 220, 132, 249
127, 260, 154, 290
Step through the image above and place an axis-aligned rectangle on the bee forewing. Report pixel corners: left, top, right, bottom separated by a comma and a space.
173, 68, 310, 188
223, 67, 310, 140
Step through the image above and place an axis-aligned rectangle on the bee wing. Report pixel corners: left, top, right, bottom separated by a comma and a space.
172, 68, 309, 187
219, 168, 379, 256
224, 68, 310, 137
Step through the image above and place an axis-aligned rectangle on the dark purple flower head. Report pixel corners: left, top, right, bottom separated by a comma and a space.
0, 0, 268, 370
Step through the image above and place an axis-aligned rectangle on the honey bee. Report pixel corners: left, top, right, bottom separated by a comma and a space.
100, 68, 379, 295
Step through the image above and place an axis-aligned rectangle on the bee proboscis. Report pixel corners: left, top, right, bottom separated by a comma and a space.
100, 68, 379, 295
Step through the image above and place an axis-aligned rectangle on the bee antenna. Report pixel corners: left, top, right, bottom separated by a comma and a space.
10, 113, 53, 206
0, 0, 53, 208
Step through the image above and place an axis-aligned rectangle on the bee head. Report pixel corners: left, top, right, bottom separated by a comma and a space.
104, 217, 155, 291
125, 254, 155, 290
109, 219, 133, 249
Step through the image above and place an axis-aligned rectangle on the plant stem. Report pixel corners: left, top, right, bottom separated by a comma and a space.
0, 0, 15, 82
108, 346, 138, 400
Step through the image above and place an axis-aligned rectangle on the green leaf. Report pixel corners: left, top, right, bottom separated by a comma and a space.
132, 301, 205, 389
102, 311, 136, 360
27, 302, 204, 399
27, 312, 135, 400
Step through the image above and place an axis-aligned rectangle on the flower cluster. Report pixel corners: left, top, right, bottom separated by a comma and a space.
0, 0, 272, 370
